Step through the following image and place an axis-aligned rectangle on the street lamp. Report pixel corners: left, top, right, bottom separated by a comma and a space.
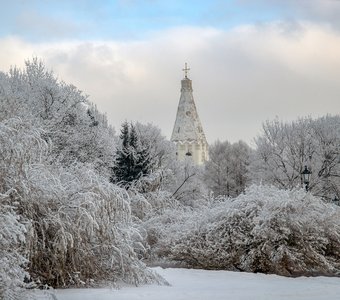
301, 165, 312, 192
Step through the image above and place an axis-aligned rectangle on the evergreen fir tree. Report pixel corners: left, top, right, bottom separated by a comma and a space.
111, 122, 153, 186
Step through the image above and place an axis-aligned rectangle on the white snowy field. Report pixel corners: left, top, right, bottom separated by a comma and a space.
37, 267, 340, 300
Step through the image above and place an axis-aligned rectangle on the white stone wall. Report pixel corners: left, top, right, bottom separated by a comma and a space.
175, 141, 208, 165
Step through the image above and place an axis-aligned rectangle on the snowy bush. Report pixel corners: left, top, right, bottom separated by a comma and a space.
166, 185, 340, 276
0, 192, 28, 300
139, 194, 218, 264
0, 89, 164, 288
23, 164, 163, 287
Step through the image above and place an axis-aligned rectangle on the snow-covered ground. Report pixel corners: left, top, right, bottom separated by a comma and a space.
35, 267, 340, 300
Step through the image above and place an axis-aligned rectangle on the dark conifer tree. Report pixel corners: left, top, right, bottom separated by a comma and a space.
111, 122, 130, 184
111, 122, 153, 186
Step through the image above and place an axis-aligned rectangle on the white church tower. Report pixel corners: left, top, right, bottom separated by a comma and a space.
171, 63, 209, 165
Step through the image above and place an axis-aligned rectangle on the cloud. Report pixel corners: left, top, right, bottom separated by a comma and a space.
0, 22, 339, 144
238, 0, 340, 29
286, 0, 340, 20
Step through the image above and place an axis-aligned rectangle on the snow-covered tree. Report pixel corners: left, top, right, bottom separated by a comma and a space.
135, 122, 175, 171
251, 116, 340, 201
169, 158, 207, 205
0, 58, 116, 177
204, 140, 252, 197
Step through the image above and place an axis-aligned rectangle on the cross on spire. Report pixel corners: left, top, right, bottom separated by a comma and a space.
182, 63, 190, 78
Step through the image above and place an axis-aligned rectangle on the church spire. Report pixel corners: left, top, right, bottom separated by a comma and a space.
171, 64, 209, 165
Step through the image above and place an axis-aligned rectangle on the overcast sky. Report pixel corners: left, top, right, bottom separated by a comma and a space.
0, 0, 339, 145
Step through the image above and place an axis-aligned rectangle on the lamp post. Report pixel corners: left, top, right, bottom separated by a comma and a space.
301, 165, 312, 192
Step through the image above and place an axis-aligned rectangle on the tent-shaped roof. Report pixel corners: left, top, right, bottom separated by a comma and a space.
171, 75, 207, 144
